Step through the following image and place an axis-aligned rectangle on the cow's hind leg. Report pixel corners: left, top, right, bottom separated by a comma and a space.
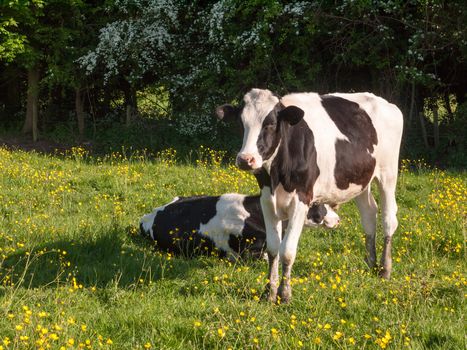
278, 201, 307, 304
355, 186, 378, 270
376, 173, 398, 279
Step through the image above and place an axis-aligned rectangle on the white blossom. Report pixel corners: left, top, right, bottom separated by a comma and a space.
78, 0, 179, 84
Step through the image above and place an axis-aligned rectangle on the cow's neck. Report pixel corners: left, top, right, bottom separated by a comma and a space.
270, 120, 320, 205
262, 140, 281, 174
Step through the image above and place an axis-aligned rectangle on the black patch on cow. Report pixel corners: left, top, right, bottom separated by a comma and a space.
227, 234, 242, 254
242, 196, 266, 237
150, 196, 219, 256
320, 95, 378, 190
140, 223, 147, 236
307, 203, 327, 223
278, 105, 305, 125
256, 104, 307, 163
253, 168, 271, 189
256, 103, 283, 161
177, 230, 220, 258
333, 140, 376, 189
269, 116, 320, 205
246, 101, 319, 204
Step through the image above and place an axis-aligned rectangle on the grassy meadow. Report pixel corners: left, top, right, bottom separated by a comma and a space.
0, 146, 465, 349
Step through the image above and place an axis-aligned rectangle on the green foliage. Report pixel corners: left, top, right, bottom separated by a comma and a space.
0, 18, 26, 62
163, 0, 467, 143
0, 0, 466, 165
0, 0, 45, 64
0, 147, 465, 349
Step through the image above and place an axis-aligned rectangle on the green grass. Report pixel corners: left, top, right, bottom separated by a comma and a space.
0, 147, 465, 349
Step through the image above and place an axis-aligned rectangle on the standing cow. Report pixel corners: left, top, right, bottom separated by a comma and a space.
216, 88, 403, 303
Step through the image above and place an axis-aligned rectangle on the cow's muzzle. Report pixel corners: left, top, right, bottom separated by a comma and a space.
324, 216, 340, 229
236, 153, 256, 170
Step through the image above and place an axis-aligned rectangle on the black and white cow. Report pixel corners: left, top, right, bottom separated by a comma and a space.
140, 194, 339, 260
216, 89, 403, 302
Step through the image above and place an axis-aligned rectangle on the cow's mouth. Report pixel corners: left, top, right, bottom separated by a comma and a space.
236, 153, 259, 171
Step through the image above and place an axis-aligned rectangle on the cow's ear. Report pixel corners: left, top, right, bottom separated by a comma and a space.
278, 105, 304, 125
216, 104, 239, 122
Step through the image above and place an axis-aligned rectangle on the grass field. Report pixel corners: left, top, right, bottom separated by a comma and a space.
0, 146, 465, 349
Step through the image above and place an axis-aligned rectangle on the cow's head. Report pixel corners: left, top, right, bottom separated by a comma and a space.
305, 204, 340, 229
216, 89, 304, 171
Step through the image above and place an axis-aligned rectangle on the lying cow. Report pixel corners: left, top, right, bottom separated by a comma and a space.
217, 88, 403, 302
140, 194, 339, 260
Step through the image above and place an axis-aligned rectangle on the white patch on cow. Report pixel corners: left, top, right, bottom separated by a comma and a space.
273, 184, 297, 220
260, 187, 282, 254
322, 204, 340, 228
139, 197, 179, 239
238, 89, 280, 169
280, 197, 308, 263
198, 193, 250, 254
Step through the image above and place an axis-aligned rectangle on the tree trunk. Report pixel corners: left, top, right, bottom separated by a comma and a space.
125, 86, 138, 126
85, 88, 97, 138
408, 82, 415, 124
102, 88, 111, 119
433, 104, 439, 150
444, 93, 453, 120
419, 112, 429, 149
75, 87, 85, 139
22, 66, 40, 142
126, 104, 132, 125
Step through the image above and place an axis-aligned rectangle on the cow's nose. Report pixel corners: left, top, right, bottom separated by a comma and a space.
236, 154, 255, 170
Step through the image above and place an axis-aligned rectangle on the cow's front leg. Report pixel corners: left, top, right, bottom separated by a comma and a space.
278, 201, 307, 303
260, 193, 282, 303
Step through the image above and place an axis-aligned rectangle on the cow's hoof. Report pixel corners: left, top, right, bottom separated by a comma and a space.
267, 292, 278, 303
379, 268, 391, 280
226, 252, 240, 263
364, 256, 377, 270
278, 284, 292, 304
262, 284, 278, 303
262, 289, 277, 303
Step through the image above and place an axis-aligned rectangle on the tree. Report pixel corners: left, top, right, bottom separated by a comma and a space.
0, 1, 111, 140
78, 0, 179, 125
0, 1, 465, 164
168, 0, 466, 159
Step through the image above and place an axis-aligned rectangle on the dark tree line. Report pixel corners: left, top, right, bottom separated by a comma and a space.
0, 1, 465, 164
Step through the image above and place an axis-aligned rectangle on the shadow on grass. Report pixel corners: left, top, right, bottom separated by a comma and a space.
0, 228, 211, 290
423, 332, 459, 349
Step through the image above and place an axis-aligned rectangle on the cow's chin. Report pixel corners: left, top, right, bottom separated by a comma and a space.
304, 219, 320, 228
248, 163, 263, 172
237, 163, 261, 171
323, 219, 340, 229
235, 156, 263, 172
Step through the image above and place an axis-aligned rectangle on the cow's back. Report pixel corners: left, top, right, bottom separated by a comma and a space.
325, 92, 404, 181
280, 92, 403, 204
